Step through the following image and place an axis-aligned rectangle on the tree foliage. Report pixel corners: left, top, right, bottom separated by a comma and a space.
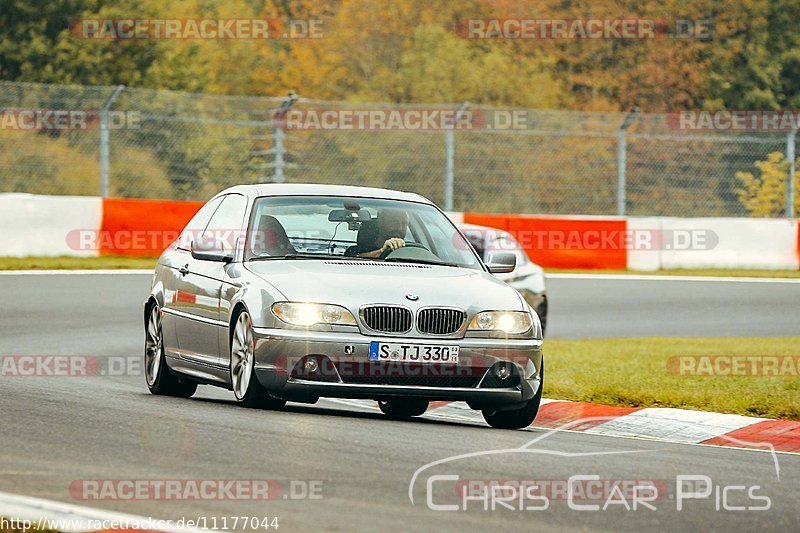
2, 0, 798, 111
736, 152, 799, 217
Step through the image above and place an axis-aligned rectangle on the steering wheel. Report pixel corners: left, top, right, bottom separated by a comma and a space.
379, 241, 428, 259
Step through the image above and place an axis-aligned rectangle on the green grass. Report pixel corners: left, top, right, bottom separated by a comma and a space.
547, 268, 800, 278
545, 337, 800, 420
0, 256, 157, 270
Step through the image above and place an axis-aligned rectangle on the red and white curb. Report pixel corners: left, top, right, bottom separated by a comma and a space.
0, 490, 206, 532
326, 398, 800, 454
531, 401, 800, 453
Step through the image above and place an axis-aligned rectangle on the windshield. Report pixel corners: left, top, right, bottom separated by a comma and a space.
245, 195, 482, 270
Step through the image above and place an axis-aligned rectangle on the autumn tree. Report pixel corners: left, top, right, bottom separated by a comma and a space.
736, 152, 799, 217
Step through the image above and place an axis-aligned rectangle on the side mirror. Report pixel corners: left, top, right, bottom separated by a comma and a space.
485, 251, 516, 274
191, 239, 233, 263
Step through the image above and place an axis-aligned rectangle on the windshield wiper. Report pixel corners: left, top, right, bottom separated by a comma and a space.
248, 253, 368, 262
384, 257, 460, 268
249, 253, 334, 261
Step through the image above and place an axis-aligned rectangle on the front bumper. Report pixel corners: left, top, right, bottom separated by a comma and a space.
252, 327, 543, 407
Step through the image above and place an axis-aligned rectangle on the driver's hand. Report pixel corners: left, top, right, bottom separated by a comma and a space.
381, 238, 405, 252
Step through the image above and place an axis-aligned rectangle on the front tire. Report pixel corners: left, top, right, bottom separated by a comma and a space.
482, 359, 544, 429
378, 398, 429, 418
144, 302, 197, 398
230, 310, 286, 410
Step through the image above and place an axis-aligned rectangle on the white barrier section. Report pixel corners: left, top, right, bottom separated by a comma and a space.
627, 217, 663, 271
0, 193, 101, 257
445, 211, 464, 224
656, 217, 798, 270
0, 194, 797, 269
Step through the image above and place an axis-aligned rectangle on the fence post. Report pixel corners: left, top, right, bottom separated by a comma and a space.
271, 91, 298, 183
273, 126, 286, 183
787, 129, 796, 218
444, 102, 469, 212
99, 85, 125, 197
616, 107, 639, 216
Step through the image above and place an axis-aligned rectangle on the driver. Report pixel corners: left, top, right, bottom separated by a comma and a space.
356, 208, 409, 258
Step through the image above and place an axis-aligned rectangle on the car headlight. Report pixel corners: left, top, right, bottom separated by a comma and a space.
272, 302, 357, 327
468, 311, 533, 335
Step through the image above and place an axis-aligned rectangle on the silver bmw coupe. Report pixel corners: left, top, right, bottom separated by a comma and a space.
144, 184, 544, 429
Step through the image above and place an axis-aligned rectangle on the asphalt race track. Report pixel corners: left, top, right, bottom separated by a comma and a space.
1, 272, 799, 532
545, 274, 800, 338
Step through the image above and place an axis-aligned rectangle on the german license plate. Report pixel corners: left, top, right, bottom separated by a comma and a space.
369, 342, 459, 363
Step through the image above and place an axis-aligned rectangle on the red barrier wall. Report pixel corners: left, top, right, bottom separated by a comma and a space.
463, 213, 628, 269
99, 198, 630, 269
99, 198, 203, 257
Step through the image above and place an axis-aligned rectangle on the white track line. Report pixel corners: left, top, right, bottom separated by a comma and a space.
0, 490, 206, 532
0, 269, 153, 275
546, 273, 800, 283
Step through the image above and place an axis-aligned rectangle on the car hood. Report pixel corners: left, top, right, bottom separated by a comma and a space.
244, 259, 524, 312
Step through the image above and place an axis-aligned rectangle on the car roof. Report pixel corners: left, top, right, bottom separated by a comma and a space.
216, 183, 433, 204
